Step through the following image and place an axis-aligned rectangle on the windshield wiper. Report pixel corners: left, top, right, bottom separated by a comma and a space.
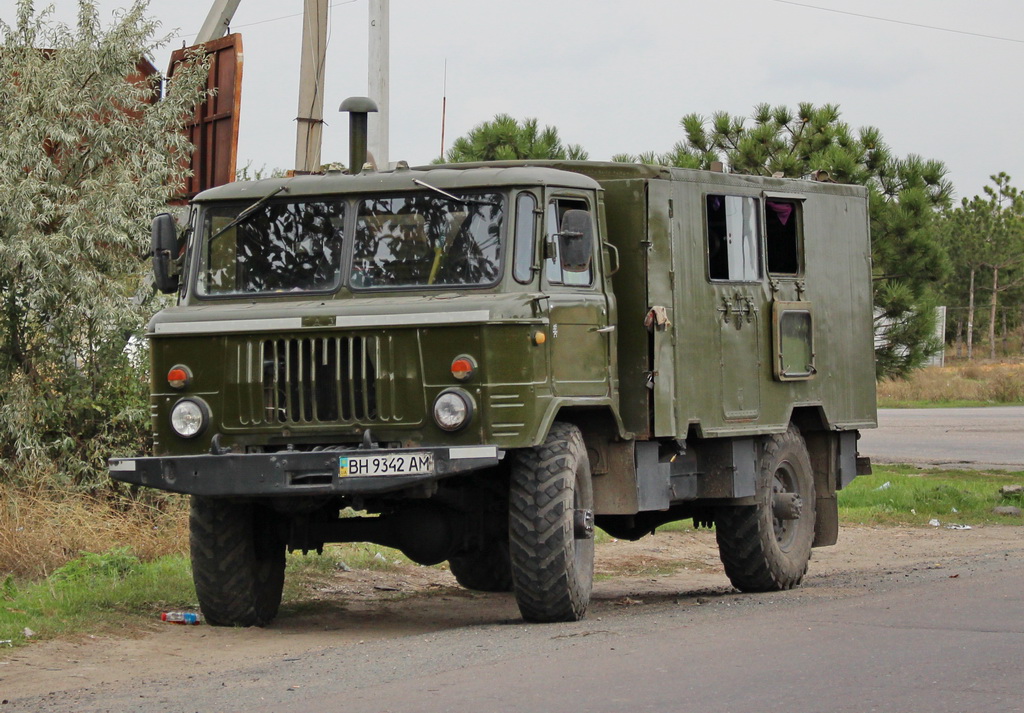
209, 186, 290, 241
413, 179, 499, 206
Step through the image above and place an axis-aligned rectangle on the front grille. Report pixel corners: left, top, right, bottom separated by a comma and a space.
231, 335, 400, 426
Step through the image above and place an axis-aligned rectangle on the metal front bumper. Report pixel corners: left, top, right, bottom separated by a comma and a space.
108, 446, 503, 497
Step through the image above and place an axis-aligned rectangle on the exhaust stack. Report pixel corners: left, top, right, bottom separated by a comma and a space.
339, 96, 379, 175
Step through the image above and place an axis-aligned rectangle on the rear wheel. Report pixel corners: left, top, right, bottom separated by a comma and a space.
509, 422, 595, 622
714, 426, 816, 592
448, 538, 513, 592
190, 496, 286, 627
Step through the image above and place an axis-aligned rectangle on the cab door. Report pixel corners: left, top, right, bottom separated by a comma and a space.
544, 194, 611, 398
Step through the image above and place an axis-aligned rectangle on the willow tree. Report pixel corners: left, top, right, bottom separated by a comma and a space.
0, 0, 208, 485
618, 103, 952, 378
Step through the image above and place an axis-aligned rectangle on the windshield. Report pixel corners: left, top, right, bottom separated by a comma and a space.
350, 191, 504, 289
196, 199, 346, 297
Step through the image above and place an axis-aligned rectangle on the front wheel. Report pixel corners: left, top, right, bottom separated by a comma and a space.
509, 422, 595, 622
714, 426, 816, 592
190, 496, 287, 627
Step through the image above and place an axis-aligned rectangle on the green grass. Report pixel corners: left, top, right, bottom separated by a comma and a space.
0, 548, 196, 648
0, 542, 424, 650
283, 543, 416, 600
839, 464, 1024, 526
875, 399, 1006, 409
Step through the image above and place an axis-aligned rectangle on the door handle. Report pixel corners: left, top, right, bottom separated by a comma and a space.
719, 296, 757, 325
590, 325, 616, 333
603, 241, 620, 277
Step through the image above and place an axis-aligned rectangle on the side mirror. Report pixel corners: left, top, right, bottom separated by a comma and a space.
152, 213, 181, 294
557, 209, 594, 273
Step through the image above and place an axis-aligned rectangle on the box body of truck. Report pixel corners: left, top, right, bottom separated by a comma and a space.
561, 163, 875, 528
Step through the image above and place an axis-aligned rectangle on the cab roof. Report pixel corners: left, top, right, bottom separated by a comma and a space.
193, 164, 602, 203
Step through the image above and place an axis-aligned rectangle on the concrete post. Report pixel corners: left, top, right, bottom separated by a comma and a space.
368, 0, 390, 170
295, 0, 329, 173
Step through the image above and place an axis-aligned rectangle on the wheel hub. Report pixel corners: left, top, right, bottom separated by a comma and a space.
574, 508, 595, 539
772, 492, 803, 521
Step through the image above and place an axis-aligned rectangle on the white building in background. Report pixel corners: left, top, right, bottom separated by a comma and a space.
927, 306, 947, 367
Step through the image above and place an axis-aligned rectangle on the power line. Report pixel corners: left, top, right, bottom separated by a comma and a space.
767, 0, 1024, 45
230, 0, 358, 31
167, 0, 359, 43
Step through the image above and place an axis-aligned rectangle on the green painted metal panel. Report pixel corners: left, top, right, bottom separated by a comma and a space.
590, 179, 650, 438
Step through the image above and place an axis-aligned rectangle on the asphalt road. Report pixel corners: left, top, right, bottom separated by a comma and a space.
20, 547, 1022, 713
295, 556, 1023, 713
858, 406, 1024, 471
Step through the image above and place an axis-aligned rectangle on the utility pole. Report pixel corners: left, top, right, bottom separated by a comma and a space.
368, 0, 390, 170
295, 0, 329, 173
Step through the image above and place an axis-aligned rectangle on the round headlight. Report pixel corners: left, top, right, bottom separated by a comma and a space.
433, 390, 473, 432
170, 398, 209, 438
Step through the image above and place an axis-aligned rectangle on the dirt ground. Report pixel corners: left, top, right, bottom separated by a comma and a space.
2, 524, 1022, 703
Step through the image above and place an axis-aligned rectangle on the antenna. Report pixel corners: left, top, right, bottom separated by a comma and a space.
440, 58, 448, 160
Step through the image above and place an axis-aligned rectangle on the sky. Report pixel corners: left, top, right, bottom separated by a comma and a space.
3, 0, 1023, 201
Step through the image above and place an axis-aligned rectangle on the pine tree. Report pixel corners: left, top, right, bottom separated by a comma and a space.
938, 174, 1024, 359
440, 114, 588, 163
936, 202, 987, 358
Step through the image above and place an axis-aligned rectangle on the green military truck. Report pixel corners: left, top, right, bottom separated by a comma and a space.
110, 121, 875, 627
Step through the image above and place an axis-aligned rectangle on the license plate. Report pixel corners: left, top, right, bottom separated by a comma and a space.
339, 453, 433, 477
